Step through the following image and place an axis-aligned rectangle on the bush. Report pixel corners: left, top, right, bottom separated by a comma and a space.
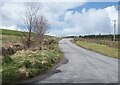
17, 67, 30, 79
2, 55, 13, 65
2, 66, 18, 83
2, 42, 62, 83
29, 68, 39, 77
22, 60, 32, 68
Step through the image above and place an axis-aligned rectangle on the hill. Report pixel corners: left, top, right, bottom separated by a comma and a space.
1, 29, 56, 45
0, 29, 25, 36
0, 29, 54, 38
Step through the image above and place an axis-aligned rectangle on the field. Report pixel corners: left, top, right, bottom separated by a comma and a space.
2, 35, 21, 45
75, 38, 118, 49
73, 38, 119, 58
0, 29, 24, 36
0, 29, 23, 46
1, 29, 55, 45
1, 29, 63, 83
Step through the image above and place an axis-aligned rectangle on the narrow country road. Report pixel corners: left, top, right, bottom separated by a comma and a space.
37, 39, 118, 83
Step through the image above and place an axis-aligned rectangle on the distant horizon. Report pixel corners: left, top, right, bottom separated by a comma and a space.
1, 28, 119, 38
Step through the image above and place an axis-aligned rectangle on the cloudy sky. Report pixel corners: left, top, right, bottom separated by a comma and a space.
0, 0, 119, 36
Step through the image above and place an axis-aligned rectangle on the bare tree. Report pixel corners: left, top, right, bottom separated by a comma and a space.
23, 2, 39, 48
22, 2, 49, 48
33, 16, 50, 43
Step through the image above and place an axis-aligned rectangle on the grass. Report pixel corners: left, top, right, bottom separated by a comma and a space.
0, 29, 24, 36
2, 35, 21, 45
0, 29, 23, 45
1, 29, 63, 83
75, 38, 118, 49
2, 43, 63, 83
74, 40, 118, 59
1, 29, 54, 45
0, 29, 51, 37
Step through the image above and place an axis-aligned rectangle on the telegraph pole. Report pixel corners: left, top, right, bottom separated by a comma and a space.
113, 20, 116, 41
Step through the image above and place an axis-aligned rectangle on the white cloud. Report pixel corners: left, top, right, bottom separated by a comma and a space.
1, 0, 119, 2
0, 1, 118, 36
105, 6, 118, 20
1, 0, 87, 2
1, 2, 25, 27
0, 2, 85, 30
49, 5, 118, 36
0, 25, 18, 30
38, 2, 85, 26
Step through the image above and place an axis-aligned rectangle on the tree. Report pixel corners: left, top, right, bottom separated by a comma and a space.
33, 16, 50, 44
25, 2, 40, 48
22, 2, 49, 48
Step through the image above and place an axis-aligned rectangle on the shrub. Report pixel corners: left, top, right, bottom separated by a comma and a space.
22, 60, 32, 68
2, 39, 62, 83
2, 66, 18, 83
2, 55, 13, 65
28, 68, 39, 77
17, 67, 30, 79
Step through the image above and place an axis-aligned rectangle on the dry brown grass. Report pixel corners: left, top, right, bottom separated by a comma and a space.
74, 40, 119, 58
75, 38, 118, 49
2, 35, 21, 46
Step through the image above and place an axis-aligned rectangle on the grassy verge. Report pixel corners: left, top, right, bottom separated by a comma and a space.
73, 40, 118, 59
1, 29, 63, 83
2, 42, 63, 83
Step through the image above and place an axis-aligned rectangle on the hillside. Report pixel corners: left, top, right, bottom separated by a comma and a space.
1, 29, 55, 45
0, 29, 27, 36
0, 29, 54, 38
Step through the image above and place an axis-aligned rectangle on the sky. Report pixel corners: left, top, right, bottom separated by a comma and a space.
0, 0, 119, 36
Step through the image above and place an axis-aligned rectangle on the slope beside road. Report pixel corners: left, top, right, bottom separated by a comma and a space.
37, 39, 118, 83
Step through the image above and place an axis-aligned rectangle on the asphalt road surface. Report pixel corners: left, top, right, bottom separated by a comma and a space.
38, 39, 118, 83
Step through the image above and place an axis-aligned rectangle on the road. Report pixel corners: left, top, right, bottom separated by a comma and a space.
37, 39, 118, 83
